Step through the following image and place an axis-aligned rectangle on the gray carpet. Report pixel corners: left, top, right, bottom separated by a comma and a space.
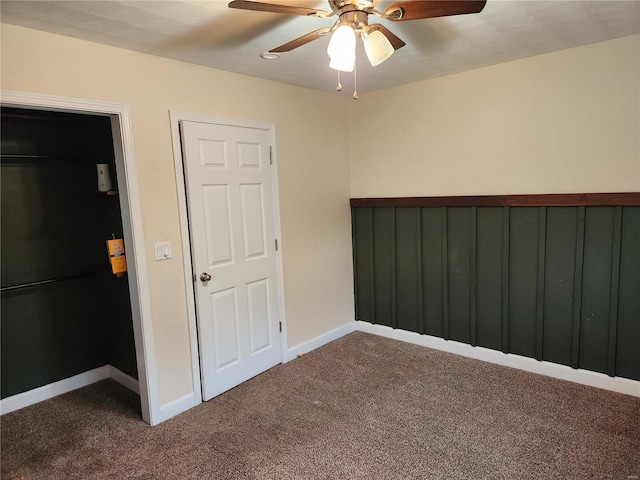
2, 332, 639, 479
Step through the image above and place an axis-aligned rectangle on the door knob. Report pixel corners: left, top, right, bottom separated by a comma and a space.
200, 272, 212, 282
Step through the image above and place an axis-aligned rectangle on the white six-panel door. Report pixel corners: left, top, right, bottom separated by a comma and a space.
180, 120, 281, 401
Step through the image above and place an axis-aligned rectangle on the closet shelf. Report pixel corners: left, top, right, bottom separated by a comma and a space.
76, 191, 119, 198
0, 153, 81, 162
1, 272, 95, 292
0, 264, 119, 292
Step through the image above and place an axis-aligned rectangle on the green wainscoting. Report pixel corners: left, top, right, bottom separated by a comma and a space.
351, 195, 640, 381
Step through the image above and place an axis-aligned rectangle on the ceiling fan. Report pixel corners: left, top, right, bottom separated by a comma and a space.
228, 0, 487, 96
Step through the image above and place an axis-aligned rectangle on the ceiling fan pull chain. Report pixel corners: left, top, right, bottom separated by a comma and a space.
353, 59, 359, 100
336, 70, 342, 91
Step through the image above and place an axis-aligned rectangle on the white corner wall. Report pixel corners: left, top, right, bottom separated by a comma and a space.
1, 24, 355, 411
349, 34, 640, 197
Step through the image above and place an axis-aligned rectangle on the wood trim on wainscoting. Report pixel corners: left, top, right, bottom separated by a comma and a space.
350, 193, 640, 208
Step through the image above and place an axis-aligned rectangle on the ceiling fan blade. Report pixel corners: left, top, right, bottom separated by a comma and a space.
368, 24, 406, 50
229, 0, 329, 17
270, 27, 331, 52
384, 0, 487, 21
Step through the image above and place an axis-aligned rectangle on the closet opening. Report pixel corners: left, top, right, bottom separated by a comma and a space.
1, 106, 141, 418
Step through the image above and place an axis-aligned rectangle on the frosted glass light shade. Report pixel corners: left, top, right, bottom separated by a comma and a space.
327, 25, 356, 72
329, 53, 356, 72
363, 30, 394, 66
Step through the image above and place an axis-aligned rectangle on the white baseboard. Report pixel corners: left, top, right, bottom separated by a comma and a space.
1, 364, 141, 415
356, 321, 640, 398
108, 366, 140, 394
1, 366, 110, 415
157, 393, 201, 424
286, 321, 356, 362
153, 321, 357, 423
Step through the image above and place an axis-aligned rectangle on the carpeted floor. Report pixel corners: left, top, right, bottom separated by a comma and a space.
2, 332, 639, 479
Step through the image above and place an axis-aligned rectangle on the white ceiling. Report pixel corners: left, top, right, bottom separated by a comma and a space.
2, 0, 639, 94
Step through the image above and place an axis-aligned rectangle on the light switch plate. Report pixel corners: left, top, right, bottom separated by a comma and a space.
154, 241, 172, 260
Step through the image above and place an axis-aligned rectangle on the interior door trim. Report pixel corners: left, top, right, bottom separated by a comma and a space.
169, 111, 289, 400
0, 90, 158, 425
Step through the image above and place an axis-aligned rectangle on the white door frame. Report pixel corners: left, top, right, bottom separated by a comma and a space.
1, 90, 159, 425
169, 111, 289, 399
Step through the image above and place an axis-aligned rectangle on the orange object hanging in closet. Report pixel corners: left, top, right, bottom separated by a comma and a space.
106, 238, 127, 276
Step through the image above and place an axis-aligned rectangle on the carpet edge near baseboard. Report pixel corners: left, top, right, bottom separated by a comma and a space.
0, 365, 139, 415
356, 320, 640, 398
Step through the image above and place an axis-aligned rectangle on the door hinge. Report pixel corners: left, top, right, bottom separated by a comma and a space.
279, 321, 282, 332
269, 145, 273, 165
275, 239, 278, 251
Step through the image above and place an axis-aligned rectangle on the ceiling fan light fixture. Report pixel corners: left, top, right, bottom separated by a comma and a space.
229, 0, 488, 93
327, 24, 356, 72
329, 54, 355, 72
363, 29, 395, 66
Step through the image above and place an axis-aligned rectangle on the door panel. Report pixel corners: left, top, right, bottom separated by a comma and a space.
237, 142, 261, 168
203, 185, 234, 267
211, 287, 240, 369
247, 278, 272, 354
181, 120, 281, 401
240, 184, 267, 259
199, 139, 227, 168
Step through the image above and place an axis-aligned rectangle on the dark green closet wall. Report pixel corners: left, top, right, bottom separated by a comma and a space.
1, 107, 138, 399
352, 196, 640, 381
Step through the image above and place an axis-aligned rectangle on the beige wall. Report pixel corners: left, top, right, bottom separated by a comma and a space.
3, 22, 639, 413
1, 24, 355, 406
349, 34, 640, 197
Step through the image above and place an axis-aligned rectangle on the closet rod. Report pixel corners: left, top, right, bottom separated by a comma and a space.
1, 273, 93, 292
1, 154, 73, 160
